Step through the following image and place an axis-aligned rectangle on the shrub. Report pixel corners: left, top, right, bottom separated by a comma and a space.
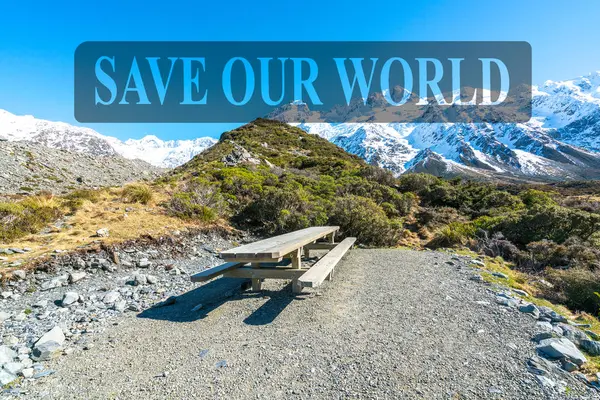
328, 195, 402, 246
427, 221, 476, 248
122, 184, 154, 205
543, 268, 600, 315
520, 189, 556, 208
166, 180, 223, 222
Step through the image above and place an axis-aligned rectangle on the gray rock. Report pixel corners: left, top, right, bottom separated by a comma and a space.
1, 291, 12, 299
113, 299, 127, 312
32, 299, 48, 309
146, 275, 158, 284
518, 303, 540, 318
558, 324, 589, 345
585, 330, 600, 341
137, 258, 151, 268
0, 311, 11, 322
21, 368, 34, 379
536, 338, 587, 366
496, 296, 518, 308
512, 289, 529, 297
492, 272, 509, 279
470, 259, 485, 267
562, 360, 579, 372
103, 291, 120, 304
12, 270, 26, 280
3, 362, 24, 375
69, 271, 87, 283
61, 291, 79, 307
133, 273, 147, 286
0, 369, 17, 386
580, 339, 600, 356
32, 326, 65, 361
0, 345, 17, 364
96, 228, 110, 237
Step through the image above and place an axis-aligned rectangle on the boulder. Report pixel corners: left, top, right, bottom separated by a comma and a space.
61, 292, 79, 307
536, 338, 587, 366
0, 345, 17, 364
558, 324, 589, 345
12, 270, 26, 280
32, 326, 65, 361
580, 340, 600, 356
518, 303, 540, 318
492, 272, 509, 279
3, 362, 24, 375
103, 291, 120, 304
137, 258, 151, 268
96, 228, 110, 237
0, 311, 11, 322
69, 271, 87, 283
0, 369, 17, 386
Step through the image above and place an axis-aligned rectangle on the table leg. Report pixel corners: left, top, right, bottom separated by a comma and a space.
327, 232, 335, 244
291, 249, 303, 294
251, 262, 261, 291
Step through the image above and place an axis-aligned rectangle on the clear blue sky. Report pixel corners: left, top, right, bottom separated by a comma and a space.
1, 0, 599, 141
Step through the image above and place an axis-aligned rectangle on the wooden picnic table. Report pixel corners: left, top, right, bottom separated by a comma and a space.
191, 226, 356, 294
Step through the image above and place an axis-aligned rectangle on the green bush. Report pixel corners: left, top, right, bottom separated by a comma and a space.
328, 195, 402, 246
64, 189, 101, 211
166, 180, 223, 222
122, 184, 154, 205
543, 268, 600, 315
427, 222, 476, 248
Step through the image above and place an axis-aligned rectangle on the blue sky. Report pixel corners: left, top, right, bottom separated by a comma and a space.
1, 0, 599, 141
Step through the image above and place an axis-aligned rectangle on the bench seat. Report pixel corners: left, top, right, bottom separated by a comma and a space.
298, 237, 356, 288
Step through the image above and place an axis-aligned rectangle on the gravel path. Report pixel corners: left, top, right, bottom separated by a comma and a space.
22, 249, 596, 399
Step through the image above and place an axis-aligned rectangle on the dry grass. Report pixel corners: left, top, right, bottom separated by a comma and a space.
0, 187, 211, 270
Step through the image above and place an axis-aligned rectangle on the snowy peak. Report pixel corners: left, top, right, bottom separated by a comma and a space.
0, 109, 217, 168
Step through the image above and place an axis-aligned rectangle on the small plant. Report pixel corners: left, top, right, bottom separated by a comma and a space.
122, 183, 154, 205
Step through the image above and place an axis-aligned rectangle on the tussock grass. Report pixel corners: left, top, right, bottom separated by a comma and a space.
122, 183, 154, 205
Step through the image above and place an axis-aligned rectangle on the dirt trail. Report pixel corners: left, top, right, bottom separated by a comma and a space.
24, 249, 595, 399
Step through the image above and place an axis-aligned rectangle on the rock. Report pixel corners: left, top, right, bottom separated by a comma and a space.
1, 291, 12, 299
580, 340, 600, 356
3, 362, 24, 375
132, 273, 147, 286
73, 257, 86, 269
491, 272, 509, 279
0, 311, 11, 322
96, 228, 110, 237
562, 360, 579, 372
61, 292, 79, 307
512, 289, 529, 297
0, 345, 17, 364
21, 368, 34, 379
113, 299, 127, 312
0, 369, 17, 386
12, 270, 26, 280
103, 291, 120, 304
40, 276, 67, 291
138, 258, 151, 268
33, 370, 55, 379
557, 323, 589, 345
535, 375, 556, 388
518, 303, 540, 318
470, 259, 485, 267
152, 296, 177, 308
496, 296, 518, 308
69, 271, 87, 283
536, 338, 587, 366
32, 326, 65, 361
585, 330, 600, 341
32, 299, 48, 309
146, 275, 158, 284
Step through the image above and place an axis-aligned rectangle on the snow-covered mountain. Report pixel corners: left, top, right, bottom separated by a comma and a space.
0, 109, 217, 168
295, 71, 600, 181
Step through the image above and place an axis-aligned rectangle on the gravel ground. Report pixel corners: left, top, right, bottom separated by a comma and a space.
19, 249, 598, 399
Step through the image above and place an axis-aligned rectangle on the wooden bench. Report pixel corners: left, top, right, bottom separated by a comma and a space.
190, 226, 355, 294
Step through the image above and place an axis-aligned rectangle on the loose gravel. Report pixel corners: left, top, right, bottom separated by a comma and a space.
13, 249, 600, 399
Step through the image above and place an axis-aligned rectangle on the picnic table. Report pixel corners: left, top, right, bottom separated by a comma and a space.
191, 226, 356, 293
